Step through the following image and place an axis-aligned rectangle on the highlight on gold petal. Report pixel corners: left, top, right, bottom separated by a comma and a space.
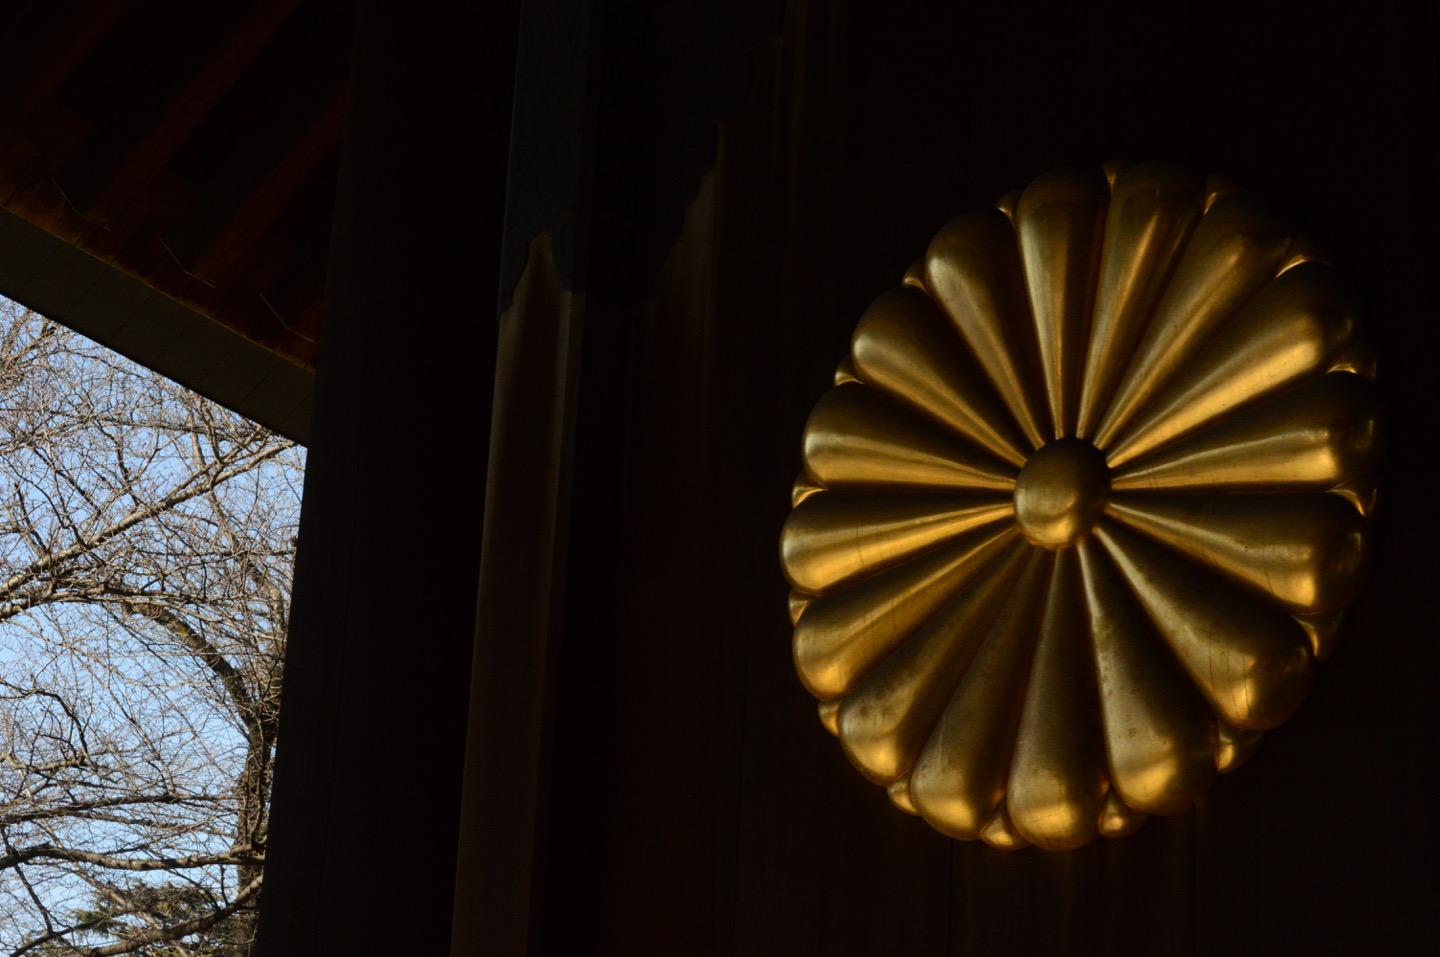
1098, 789, 1149, 838
1277, 231, 1330, 275
1215, 722, 1266, 774
1077, 162, 1206, 439
888, 773, 919, 815
780, 162, 1378, 848
1330, 473, 1379, 517
1077, 539, 1217, 814
994, 189, 1022, 222
837, 541, 1030, 784
1109, 372, 1379, 492
851, 286, 1030, 467
924, 209, 1048, 450
902, 258, 926, 288
1005, 548, 1106, 850
802, 384, 1017, 492
790, 474, 823, 507
1092, 192, 1298, 450
787, 589, 811, 626
1104, 493, 1369, 615
1015, 167, 1108, 440
1295, 610, 1345, 662
909, 549, 1051, 840
1104, 260, 1361, 468
1202, 174, 1242, 211
1100, 158, 1130, 188
781, 489, 1013, 594
1094, 521, 1314, 732
792, 524, 1017, 700
979, 804, 1030, 851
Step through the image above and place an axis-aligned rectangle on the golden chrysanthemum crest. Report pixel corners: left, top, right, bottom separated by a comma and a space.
780, 161, 1379, 850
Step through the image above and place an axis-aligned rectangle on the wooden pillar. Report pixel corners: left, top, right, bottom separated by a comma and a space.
256, 3, 518, 952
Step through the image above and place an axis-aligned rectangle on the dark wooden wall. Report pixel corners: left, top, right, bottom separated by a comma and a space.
498, 1, 1439, 954
260, 1, 1439, 953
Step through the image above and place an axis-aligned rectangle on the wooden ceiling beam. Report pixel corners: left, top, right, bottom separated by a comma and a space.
163, 20, 348, 284
188, 91, 344, 285
0, 0, 353, 374
0, 1, 135, 133
57, 0, 304, 228
262, 219, 331, 344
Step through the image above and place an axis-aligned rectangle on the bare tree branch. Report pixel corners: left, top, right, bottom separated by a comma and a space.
0, 302, 298, 954
10, 875, 263, 957
0, 844, 262, 872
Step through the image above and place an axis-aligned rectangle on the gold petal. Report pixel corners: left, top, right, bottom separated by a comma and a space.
781, 489, 1013, 593
852, 286, 1030, 467
888, 773, 919, 815
1006, 548, 1106, 850
1101, 159, 1131, 188
1076, 163, 1206, 439
838, 542, 1031, 783
793, 524, 1019, 699
1110, 373, 1379, 492
1105, 493, 1370, 615
1202, 174, 1241, 213
1106, 261, 1360, 468
1214, 722, 1264, 773
1331, 474, 1379, 517
1097, 789, 1149, 839
1295, 610, 1344, 662
909, 549, 1052, 839
803, 384, 1017, 491
1015, 168, 1109, 439
1093, 193, 1297, 450
818, 697, 842, 735
784, 164, 1381, 848
1094, 521, 1314, 731
788, 589, 812, 624
979, 803, 1031, 850
1277, 232, 1329, 274
791, 473, 823, 507
994, 189, 1021, 222
902, 258, 926, 289
1329, 336, 1377, 380
1077, 539, 1217, 814
924, 210, 1048, 450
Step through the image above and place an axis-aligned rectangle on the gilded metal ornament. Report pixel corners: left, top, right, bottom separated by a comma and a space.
780, 162, 1378, 850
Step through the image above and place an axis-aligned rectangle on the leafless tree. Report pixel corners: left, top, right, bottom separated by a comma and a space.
0, 300, 302, 955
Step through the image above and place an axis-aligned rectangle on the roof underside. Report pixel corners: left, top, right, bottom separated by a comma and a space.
0, 0, 358, 441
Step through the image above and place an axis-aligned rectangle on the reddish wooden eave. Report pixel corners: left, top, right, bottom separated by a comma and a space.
0, 1, 357, 440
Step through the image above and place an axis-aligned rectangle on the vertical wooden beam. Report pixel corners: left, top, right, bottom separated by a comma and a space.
256, 2, 518, 952
449, 234, 584, 956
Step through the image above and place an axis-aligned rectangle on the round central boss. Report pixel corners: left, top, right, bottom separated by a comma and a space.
1013, 438, 1111, 548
